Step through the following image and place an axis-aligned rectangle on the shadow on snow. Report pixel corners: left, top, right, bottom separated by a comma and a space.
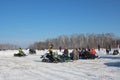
104, 62, 120, 68
100, 55, 120, 60
33, 60, 42, 62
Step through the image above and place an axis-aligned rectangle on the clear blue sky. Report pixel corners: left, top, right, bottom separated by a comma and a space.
0, 0, 120, 47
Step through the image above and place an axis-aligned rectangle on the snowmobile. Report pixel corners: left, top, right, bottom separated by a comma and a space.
41, 52, 62, 63
41, 53, 50, 62
14, 53, 27, 57
29, 49, 36, 54
41, 52, 72, 63
113, 50, 119, 55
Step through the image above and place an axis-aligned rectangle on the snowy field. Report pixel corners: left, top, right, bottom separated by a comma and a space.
0, 49, 120, 80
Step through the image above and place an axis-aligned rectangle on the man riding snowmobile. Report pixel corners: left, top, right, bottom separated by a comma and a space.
14, 48, 26, 57
41, 45, 63, 63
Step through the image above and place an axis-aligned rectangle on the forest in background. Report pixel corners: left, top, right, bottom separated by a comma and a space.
29, 33, 120, 50
0, 44, 18, 50
0, 33, 120, 50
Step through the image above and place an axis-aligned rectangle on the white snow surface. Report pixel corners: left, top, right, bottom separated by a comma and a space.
0, 49, 120, 80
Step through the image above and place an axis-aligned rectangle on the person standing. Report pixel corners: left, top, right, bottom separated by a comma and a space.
73, 48, 79, 60
59, 46, 62, 52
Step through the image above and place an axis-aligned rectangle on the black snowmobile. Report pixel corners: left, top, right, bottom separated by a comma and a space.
14, 53, 26, 57
29, 49, 36, 54
113, 50, 119, 55
14, 52, 27, 57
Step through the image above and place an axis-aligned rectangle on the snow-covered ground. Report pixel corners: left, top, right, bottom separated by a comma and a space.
0, 49, 120, 80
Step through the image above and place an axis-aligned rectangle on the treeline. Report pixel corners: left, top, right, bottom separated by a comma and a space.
0, 44, 18, 50
29, 33, 120, 49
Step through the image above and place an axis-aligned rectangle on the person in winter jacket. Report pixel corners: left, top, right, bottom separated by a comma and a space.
90, 48, 96, 59
18, 48, 24, 56
49, 46, 53, 53
61, 48, 69, 61
48, 45, 54, 62
73, 48, 79, 60
59, 46, 62, 52
63, 48, 69, 57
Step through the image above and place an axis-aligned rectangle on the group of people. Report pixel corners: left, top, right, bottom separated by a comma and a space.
78, 48, 97, 59
63, 47, 97, 60
15, 45, 97, 62
45, 45, 97, 62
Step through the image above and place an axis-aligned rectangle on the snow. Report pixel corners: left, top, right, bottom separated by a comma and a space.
0, 49, 120, 80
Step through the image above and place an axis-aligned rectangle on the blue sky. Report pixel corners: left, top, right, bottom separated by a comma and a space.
0, 0, 120, 47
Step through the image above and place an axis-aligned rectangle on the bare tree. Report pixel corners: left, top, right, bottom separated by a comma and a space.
28, 33, 120, 49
